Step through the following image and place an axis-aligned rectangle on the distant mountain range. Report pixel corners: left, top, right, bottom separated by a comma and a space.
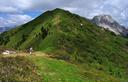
92, 15, 128, 36
0, 27, 12, 33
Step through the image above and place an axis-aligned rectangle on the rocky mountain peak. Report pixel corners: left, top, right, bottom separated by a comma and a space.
93, 15, 114, 24
92, 15, 128, 36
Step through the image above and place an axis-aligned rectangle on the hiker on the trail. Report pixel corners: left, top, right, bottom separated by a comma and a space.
80, 23, 83, 27
29, 47, 33, 55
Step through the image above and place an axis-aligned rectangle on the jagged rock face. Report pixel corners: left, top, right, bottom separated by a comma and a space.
92, 15, 128, 36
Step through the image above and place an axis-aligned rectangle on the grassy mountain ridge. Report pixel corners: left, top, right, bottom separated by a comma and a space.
0, 8, 128, 81
0, 54, 126, 82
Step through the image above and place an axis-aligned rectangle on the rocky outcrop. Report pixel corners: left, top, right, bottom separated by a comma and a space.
92, 15, 128, 36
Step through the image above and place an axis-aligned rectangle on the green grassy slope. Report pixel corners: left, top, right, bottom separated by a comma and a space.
0, 55, 126, 82
0, 56, 41, 82
0, 8, 128, 81
30, 56, 122, 82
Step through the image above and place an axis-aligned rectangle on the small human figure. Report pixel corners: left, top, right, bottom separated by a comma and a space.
80, 23, 83, 27
29, 47, 33, 55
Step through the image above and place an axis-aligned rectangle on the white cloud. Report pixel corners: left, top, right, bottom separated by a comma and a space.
63, 7, 78, 12
0, 6, 21, 14
8, 15, 32, 24
0, 15, 32, 27
0, 17, 7, 27
0, 0, 128, 27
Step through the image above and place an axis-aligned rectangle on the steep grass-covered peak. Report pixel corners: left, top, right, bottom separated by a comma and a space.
0, 8, 128, 81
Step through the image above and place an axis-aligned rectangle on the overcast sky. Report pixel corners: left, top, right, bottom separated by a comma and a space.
0, 0, 128, 27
